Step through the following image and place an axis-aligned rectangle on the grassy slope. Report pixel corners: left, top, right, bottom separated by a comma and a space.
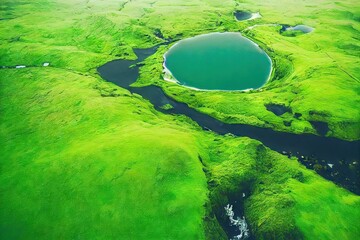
134, 0, 360, 140
0, 68, 208, 239
1, 0, 359, 239
202, 136, 360, 239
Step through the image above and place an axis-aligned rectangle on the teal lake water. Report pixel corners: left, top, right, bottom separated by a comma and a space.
164, 32, 272, 91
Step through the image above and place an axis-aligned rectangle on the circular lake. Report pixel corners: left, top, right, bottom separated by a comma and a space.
163, 32, 272, 91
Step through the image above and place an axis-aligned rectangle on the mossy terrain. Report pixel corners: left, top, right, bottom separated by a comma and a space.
1, 0, 359, 239
134, 0, 360, 141
0, 68, 209, 239
201, 136, 360, 239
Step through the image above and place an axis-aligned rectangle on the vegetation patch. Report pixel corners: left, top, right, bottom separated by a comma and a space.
1, 0, 359, 239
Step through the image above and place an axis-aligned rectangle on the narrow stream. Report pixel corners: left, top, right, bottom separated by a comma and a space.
97, 44, 360, 194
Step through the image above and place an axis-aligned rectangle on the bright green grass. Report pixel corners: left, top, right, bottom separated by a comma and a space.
1, 1, 359, 239
202, 136, 360, 239
1, 67, 359, 239
0, 68, 208, 239
288, 176, 360, 240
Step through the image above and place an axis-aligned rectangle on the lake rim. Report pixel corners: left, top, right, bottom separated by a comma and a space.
163, 32, 273, 91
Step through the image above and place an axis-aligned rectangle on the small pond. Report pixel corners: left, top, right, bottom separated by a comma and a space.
163, 32, 272, 91
284, 25, 314, 33
234, 11, 261, 21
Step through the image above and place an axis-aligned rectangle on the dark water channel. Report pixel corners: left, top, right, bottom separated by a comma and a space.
97, 45, 359, 195
234, 11, 253, 21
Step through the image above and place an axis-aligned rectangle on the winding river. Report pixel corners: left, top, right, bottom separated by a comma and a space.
98, 44, 360, 194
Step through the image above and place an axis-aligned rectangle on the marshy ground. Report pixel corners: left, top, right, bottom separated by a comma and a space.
0, 0, 359, 239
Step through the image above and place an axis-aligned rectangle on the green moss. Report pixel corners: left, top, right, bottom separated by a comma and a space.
160, 103, 174, 110
1, 1, 359, 239
0, 68, 208, 239
289, 177, 360, 240
201, 136, 360, 239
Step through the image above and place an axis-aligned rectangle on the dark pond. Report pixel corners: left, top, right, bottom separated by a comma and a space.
290, 25, 314, 33
309, 121, 329, 136
97, 44, 359, 194
265, 103, 291, 116
282, 25, 314, 34
234, 11, 261, 21
234, 10, 253, 21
